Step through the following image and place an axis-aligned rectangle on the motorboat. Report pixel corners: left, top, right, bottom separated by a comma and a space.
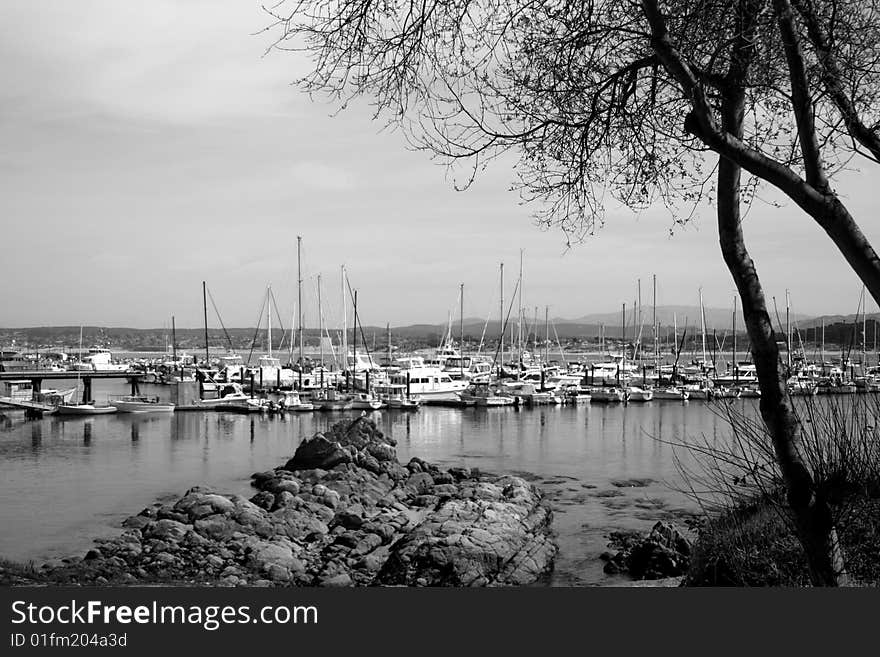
559, 385, 592, 404
590, 387, 626, 403
194, 383, 253, 411
69, 347, 130, 372
652, 386, 690, 401
112, 395, 175, 413
625, 386, 654, 402
375, 384, 420, 409
351, 392, 384, 410
278, 390, 314, 412
386, 366, 468, 403
459, 383, 516, 406
312, 388, 353, 411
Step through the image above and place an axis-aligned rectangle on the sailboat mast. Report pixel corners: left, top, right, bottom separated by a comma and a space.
266, 285, 272, 359
171, 315, 177, 365
821, 317, 825, 372
387, 323, 392, 368
652, 274, 657, 374
341, 265, 347, 372
786, 289, 791, 371
202, 281, 209, 366
317, 273, 324, 369
499, 262, 504, 376
297, 236, 303, 368
544, 305, 549, 363
732, 295, 738, 383
699, 287, 707, 369
862, 284, 867, 367
621, 302, 626, 385
460, 283, 464, 380
518, 249, 523, 375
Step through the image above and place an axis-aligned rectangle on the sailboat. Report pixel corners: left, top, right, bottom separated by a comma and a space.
57, 326, 118, 416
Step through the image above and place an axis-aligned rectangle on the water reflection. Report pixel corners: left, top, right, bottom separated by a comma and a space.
0, 392, 762, 573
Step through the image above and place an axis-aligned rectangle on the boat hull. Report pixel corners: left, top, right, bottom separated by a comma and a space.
56, 405, 118, 416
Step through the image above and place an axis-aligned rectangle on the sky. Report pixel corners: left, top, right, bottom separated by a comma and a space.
1, 1, 879, 330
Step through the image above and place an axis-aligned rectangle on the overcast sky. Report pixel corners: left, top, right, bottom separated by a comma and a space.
1, 1, 878, 330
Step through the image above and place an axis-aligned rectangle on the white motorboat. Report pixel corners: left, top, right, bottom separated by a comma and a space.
459, 383, 516, 406
112, 395, 175, 413
375, 384, 420, 409
625, 386, 654, 402
386, 365, 468, 402
351, 392, 384, 410
278, 390, 314, 412
312, 388, 353, 411
590, 387, 626, 403
652, 386, 690, 401
69, 347, 130, 372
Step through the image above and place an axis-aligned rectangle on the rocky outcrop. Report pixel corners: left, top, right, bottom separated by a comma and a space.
601, 521, 691, 580
26, 417, 556, 587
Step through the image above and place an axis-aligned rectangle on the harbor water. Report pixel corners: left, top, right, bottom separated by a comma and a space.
0, 379, 755, 585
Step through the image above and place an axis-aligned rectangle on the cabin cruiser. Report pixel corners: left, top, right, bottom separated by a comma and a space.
351, 392, 384, 410
311, 387, 353, 411
459, 382, 516, 406
278, 390, 314, 411
70, 347, 130, 372
590, 387, 626, 402
559, 385, 592, 404
652, 386, 690, 401
0, 380, 77, 405
386, 366, 468, 402
374, 384, 420, 409
625, 386, 654, 402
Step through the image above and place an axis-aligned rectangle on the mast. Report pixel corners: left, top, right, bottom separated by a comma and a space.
652, 274, 658, 375
533, 305, 539, 358
786, 289, 791, 371
821, 317, 825, 373
317, 273, 324, 369
621, 302, 626, 385
544, 305, 549, 363
637, 278, 642, 362
202, 281, 209, 366
341, 265, 347, 372
518, 249, 523, 376
862, 284, 867, 368
172, 315, 177, 366
460, 283, 465, 380
387, 323, 392, 368
699, 287, 707, 378
499, 262, 504, 376
297, 236, 303, 368
732, 295, 738, 383
266, 285, 272, 358
353, 289, 358, 379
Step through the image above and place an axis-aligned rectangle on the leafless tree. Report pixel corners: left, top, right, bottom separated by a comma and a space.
263, 0, 880, 584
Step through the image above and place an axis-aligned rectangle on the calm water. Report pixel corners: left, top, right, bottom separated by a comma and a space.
0, 379, 753, 585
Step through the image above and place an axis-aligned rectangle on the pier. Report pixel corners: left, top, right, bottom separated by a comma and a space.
0, 371, 145, 415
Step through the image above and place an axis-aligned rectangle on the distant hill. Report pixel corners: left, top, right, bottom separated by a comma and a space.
566, 305, 810, 329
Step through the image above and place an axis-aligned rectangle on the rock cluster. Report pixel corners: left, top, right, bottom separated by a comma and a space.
29, 417, 557, 587
600, 521, 691, 580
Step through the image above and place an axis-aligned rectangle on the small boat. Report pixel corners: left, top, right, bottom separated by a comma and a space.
112, 395, 175, 413
312, 388, 354, 411
459, 383, 516, 407
652, 386, 690, 401
590, 387, 625, 403
56, 403, 118, 416
386, 395, 420, 410
278, 391, 314, 412
709, 386, 741, 400
735, 385, 762, 398
351, 392, 384, 410
625, 386, 654, 402
559, 386, 592, 404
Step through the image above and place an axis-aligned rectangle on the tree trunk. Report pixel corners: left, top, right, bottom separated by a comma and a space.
717, 82, 847, 586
